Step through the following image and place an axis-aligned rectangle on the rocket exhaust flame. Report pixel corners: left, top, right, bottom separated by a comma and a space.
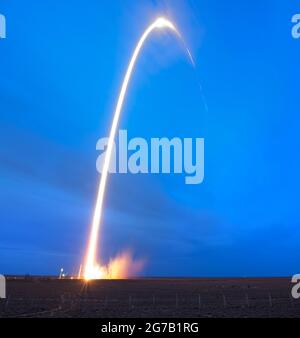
83, 17, 194, 280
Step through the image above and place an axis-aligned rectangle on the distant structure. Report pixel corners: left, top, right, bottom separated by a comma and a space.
0, 14, 6, 39
77, 264, 82, 279
59, 268, 64, 279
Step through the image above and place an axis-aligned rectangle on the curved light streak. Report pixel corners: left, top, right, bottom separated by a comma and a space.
84, 17, 193, 280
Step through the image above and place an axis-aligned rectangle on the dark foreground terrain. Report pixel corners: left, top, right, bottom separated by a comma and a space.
0, 277, 299, 318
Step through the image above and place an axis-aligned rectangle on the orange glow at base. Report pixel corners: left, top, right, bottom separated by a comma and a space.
84, 251, 144, 281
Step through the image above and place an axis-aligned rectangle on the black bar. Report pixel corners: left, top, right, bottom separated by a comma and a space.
0, 318, 297, 336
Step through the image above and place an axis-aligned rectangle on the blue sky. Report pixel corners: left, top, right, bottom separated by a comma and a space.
0, 0, 299, 276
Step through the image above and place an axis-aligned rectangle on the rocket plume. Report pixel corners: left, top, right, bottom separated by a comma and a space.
83, 17, 193, 280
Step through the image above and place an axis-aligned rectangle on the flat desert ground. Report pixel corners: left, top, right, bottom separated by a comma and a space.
0, 277, 299, 318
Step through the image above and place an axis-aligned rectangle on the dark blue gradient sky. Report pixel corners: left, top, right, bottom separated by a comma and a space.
0, 0, 299, 276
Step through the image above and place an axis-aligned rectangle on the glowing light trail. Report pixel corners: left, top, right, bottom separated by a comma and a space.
83, 17, 193, 280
